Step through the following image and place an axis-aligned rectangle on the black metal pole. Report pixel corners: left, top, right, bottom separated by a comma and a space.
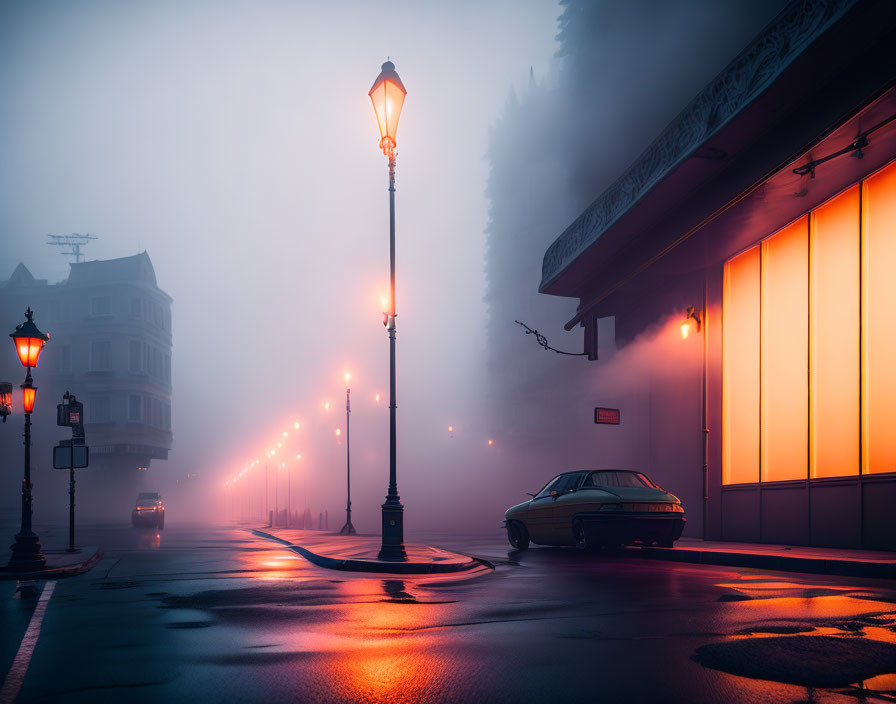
340, 386, 355, 534
379, 154, 407, 560
68, 445, 76, 552
8, 369, 46, 570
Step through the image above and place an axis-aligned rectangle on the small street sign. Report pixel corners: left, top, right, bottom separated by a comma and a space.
54, 444, 89, 469
594, 407, 621, 425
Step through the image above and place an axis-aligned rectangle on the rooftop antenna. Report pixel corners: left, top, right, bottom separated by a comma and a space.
47, 233, 98, 263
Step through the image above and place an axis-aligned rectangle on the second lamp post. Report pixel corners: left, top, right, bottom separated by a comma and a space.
369, 60, 407, 561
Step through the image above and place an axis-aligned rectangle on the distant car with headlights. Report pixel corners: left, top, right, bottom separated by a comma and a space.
504, 470, 685, 550
131, 492, 165, 529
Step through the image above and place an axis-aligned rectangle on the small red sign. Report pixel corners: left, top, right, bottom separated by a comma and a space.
594, 407, 621, 425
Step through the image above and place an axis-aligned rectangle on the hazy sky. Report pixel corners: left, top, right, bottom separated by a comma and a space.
0, 0, 561, 527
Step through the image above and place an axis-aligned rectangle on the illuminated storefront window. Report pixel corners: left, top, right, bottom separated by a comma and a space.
723, 160, 896, 484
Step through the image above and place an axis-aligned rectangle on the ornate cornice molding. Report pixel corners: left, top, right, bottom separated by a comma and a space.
540, 0, 857, 293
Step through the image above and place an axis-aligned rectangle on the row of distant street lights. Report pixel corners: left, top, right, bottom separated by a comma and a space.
225, 60, 505, 561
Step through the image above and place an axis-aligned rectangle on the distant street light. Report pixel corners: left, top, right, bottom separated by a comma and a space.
369, 59, 408, 561
0, 382, 12, 422
339, 373, 356, 535
8, 308, 49, 570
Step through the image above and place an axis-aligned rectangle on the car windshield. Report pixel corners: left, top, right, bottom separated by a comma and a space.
534, 476, 562, 498
136, 499, 158, 507
583, 471, 658, 489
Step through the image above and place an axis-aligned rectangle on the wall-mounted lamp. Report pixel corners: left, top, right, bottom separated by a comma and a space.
681, 306, 702, 340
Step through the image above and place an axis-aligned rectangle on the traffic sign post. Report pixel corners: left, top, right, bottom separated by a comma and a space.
56, 391, 87, 553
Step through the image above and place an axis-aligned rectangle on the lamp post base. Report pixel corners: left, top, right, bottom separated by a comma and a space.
339, 521, 356, 535
378, 498, 407, 561
8, 530, 45, 571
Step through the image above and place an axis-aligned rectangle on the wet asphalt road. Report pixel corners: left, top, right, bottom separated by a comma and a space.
2, 522, 896, 703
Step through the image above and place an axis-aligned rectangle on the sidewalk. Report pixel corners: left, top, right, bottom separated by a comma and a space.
635, 538, 896, 579
0, 546, 103, 581
251, 528, 492, 575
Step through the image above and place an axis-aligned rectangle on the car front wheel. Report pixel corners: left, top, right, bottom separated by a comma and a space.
507, 521, 529, 550
573, 519, 591, 551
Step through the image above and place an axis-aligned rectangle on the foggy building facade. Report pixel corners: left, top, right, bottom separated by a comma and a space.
0, 252, 172, 507
538, 0, 896, 550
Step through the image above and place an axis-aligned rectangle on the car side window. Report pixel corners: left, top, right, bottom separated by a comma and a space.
554, 473, 582, 493
587, 471, 616, 487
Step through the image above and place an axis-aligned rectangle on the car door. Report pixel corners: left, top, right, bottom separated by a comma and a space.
527, 476, 561, 544
548, 473, 586, 544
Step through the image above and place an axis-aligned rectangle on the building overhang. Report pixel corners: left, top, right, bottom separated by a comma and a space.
539, 0, 896, 330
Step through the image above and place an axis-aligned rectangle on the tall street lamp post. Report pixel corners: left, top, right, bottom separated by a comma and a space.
369, 60, 408, 560
339, 372, 356, 535
8, 308, 49, 570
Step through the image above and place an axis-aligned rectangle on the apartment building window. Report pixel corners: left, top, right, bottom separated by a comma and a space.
89, 396, 111, 422
128, 394, 143, 422
129, 296, 141, 318
163, 403, 171, 431
90, 340, 112, 371
722, 159, 896, 484
91, 296, 111, 317
164, 354, 171, 383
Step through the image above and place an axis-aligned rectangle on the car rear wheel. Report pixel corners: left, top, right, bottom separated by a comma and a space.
507, 521, 529, 550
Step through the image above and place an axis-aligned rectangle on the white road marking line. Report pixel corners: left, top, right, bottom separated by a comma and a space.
0, 581, 56, 704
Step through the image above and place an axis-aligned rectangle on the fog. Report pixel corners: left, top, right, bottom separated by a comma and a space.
1, 1, 783, 536
0, 0, 562, 531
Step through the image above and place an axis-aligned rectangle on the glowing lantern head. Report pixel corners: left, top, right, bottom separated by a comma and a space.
448, 426, 454, 433
294, 421, 300, 430
282, 431, 288, 438
680, 322, 690, 340
296, 454, 301, 461
22, 386, 36, 413
10, 308, 49, 368
369, 60, 406, 158
488, 439, 494, 446
375, 393, 380, 403
335, 428, 342, 437
324, 402, 330, 411
345, 372, 351, 383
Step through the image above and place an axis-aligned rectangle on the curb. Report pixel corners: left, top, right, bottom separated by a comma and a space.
250, 529, 490, 575
0, 547, 104, 581
633, 545, 896, 579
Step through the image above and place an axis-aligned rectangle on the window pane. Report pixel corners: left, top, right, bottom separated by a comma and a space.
862, 160, 896, 474
723, 246, 760, 484
761, 217, 808, 482
810, 186, 860, 478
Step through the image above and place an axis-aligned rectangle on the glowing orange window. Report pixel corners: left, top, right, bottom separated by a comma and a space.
761, 217, 809, 482
862, 160, 896, 475
810, 186, 860, 478
723, 245, 760, 484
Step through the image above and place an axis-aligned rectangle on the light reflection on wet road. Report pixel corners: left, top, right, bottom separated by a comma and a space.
2, 524, 895, 703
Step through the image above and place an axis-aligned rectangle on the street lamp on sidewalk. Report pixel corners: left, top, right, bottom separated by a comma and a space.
339, 372, 356, 535
8, 308, 49, 570
369, 59, 408, 561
